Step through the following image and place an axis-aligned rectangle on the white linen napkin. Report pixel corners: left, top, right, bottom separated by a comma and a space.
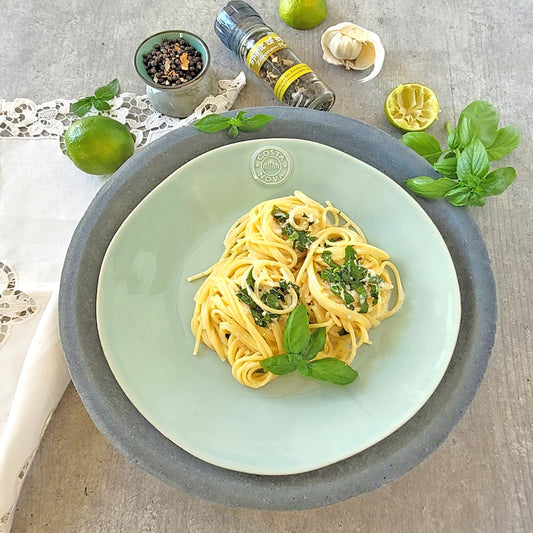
0, 290, 69, 532
0, 73, 245, 532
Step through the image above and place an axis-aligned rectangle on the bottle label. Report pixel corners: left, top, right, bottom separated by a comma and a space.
246, 33, 288, 75
273, 63, 313, 101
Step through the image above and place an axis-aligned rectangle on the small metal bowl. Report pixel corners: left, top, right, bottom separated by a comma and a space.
134, 30, 218, 118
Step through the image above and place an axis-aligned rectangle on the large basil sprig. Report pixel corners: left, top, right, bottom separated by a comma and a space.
402, 100, 520, 207
260, 305, 358, 386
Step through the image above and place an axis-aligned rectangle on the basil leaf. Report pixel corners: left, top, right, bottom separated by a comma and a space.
343, 291, 355, 306
321, 250, 338, 270
457, 100, 499, 147
92, 98, 111, 111
94, 78, 120, 101
344, 245, 356, 262
262, 291, 281, 310
193, 114, 232, 133
433, 157, 458, 178
302, 327, 326, 361
237, 113, 275, 132
246, 268, 255, 288
69, 79, 120, 116
401, 132, 442, 165
69, 97, 94, 117
404, 176, 458, 199
468, 194, 485, 207
479, 167, 516, 197
447, 127, 461, 150
260, 353, 297, 375
306, 358, 358, 385
272, 206, 289, 223
456, 139, 489, 179
444, 185, 472, 206
282, 304, 310, 354
297, 359, 311, 376
228, 125, 239, 138
457, 115, 475, 147
486, 126, 521, 161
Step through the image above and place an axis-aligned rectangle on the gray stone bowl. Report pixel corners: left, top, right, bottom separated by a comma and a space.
59, 107, 496, 510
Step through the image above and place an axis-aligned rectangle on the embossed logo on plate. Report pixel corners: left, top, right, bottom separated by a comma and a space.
250, 146, 292, 186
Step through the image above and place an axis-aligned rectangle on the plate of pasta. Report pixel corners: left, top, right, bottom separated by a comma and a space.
96, 138, 460, 475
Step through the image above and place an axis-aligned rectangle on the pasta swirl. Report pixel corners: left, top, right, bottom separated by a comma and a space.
189, 191, 404, 388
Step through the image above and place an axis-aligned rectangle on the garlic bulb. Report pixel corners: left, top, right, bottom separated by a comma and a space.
321, 22, 385, 82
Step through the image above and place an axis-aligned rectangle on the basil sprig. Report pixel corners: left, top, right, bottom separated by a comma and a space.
402, 100, 520, 206
260, 305, 358, 385
70, 79, 120, 117
193, 111, 274, 138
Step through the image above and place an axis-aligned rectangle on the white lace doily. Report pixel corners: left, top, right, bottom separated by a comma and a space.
0, 262, 38, 350
0, 72, 246, 149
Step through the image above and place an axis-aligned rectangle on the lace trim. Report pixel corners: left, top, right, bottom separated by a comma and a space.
0, 261, 38, 350
0, 72, 246, 149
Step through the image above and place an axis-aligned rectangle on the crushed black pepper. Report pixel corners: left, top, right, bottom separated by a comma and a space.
143, 38, 203, 87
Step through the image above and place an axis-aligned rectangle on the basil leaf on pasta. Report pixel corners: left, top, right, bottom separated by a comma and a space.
282, 304, 310, 354
260, 354, 297, 375
297, 359, 311, 376
302, 327, 326, 361
306, 358, 358, 385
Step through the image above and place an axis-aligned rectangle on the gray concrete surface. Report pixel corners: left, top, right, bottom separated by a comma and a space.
1, 0, 532, 531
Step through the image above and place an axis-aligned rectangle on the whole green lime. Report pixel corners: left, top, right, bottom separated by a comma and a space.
279, 0, 327, 30
64, 115, 135, 175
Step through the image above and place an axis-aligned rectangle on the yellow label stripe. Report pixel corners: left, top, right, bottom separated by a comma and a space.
273, 64, 313, 101
246, 34, 288, 76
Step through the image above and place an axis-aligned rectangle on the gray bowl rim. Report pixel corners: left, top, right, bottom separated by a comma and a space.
59, 106, 496, 511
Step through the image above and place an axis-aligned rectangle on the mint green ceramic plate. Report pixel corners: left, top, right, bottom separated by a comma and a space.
96, 138, 460, 475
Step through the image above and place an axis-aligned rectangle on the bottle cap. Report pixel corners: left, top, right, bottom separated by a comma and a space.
215, 1, 265, 52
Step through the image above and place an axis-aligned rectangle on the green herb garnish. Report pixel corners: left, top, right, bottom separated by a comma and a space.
193, 111, 274, 138
260, 304, 358, 386
70, 79, 120, 117
236, 269, 299, 327
271, 206, 317, 252
402, 100, 520, 206
319, 246, 383, 313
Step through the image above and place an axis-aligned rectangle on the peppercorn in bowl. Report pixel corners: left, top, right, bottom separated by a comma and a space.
134, 30, 218, 117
